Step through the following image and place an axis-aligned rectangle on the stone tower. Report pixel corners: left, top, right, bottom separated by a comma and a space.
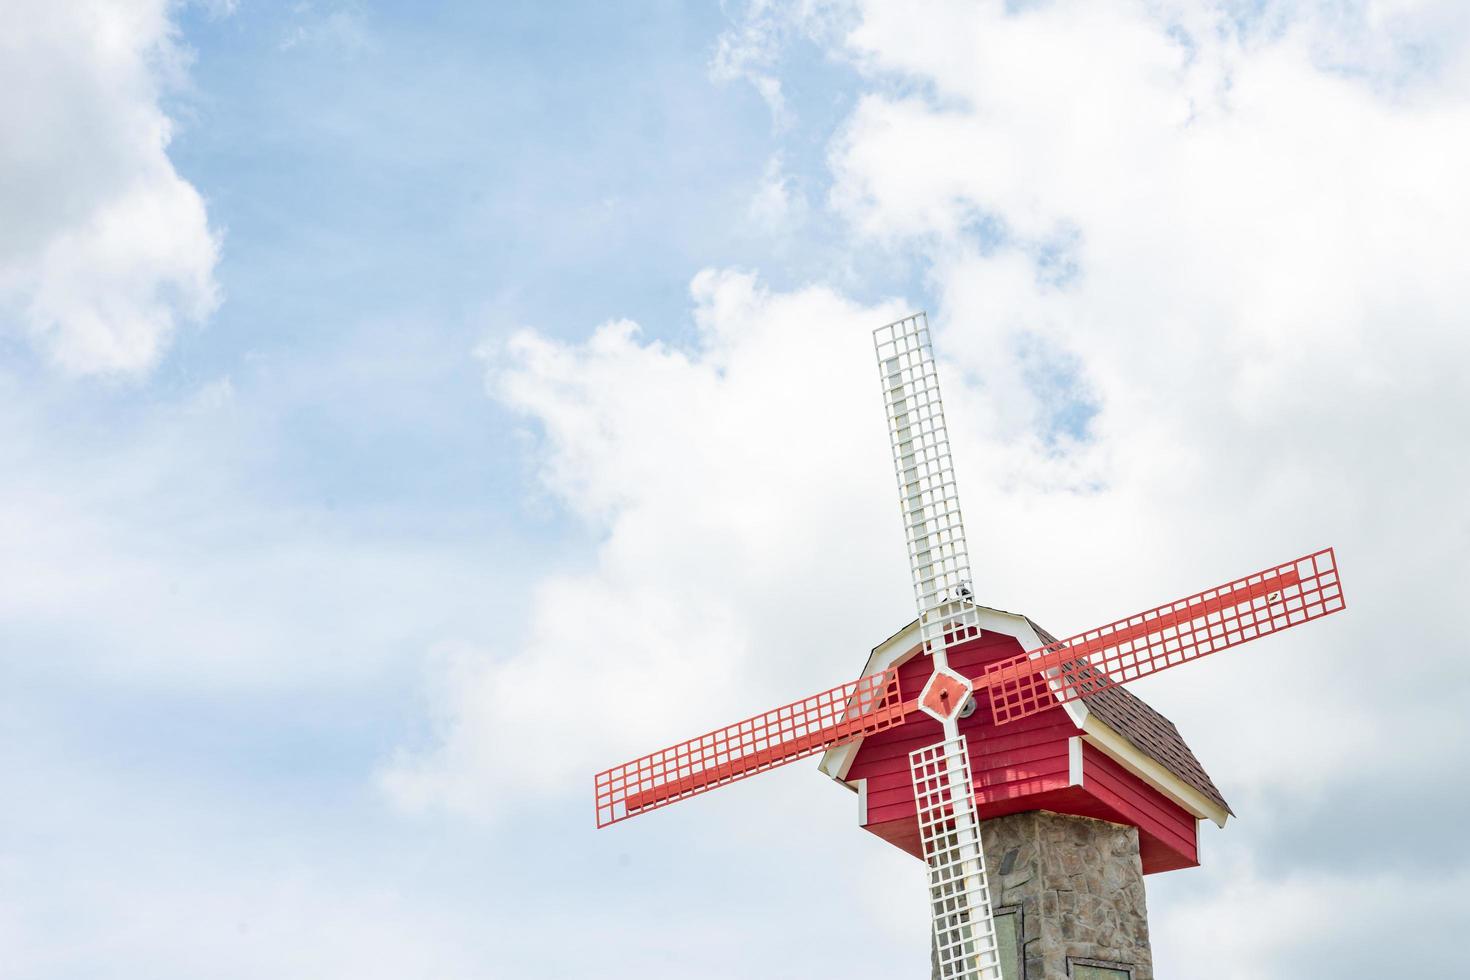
932, 811, 1154, 979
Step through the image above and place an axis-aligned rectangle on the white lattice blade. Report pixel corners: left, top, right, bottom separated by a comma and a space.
875, 314, 976, 667
910, 736, 1002, 980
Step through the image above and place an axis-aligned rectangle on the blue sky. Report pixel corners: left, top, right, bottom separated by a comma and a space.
2, 2, 1469, 977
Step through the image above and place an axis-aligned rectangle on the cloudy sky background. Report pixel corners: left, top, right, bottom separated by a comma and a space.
2, 1, 1467, 976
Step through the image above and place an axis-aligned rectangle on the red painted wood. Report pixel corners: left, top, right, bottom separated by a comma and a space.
847, 629, 1202, 875
982, 549, 1343, 726
865, 780, 1197, 874
1080, 743, 1198, 867
988, 570, 1300, 689
598, 668, 904, 826
850, 631, 1078, 824
864, 814, 924, 859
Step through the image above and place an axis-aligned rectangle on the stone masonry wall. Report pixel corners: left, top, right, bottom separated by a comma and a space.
931, 810, 1154, 979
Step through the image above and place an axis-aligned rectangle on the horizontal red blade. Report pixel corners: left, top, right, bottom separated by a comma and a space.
982, 547, 1345, 725
595, 667, 905, 827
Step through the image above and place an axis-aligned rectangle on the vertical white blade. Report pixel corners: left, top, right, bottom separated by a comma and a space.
880, 315, 998, 977
873, 313, 982, 671
911, 737, 1002, 980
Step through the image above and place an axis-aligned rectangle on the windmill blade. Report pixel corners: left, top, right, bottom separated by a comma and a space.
594, 668, 905, 828
874, 313, 983, 665
911, 737, 1003, 980
878, 316, 1000, 978
982, 547, 1346, 725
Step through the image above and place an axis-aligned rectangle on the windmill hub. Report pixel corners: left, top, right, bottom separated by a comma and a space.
918, 665, 974, 723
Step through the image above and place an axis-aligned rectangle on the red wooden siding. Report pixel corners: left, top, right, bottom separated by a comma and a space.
1080, 742, 1198, 872
849, 632, 1078, 826
846, 629, 1201, 874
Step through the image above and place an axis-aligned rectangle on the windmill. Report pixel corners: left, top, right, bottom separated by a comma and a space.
594, 313, 1345, 979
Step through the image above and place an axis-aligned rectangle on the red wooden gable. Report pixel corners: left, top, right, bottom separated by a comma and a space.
844, 630, 1201, 874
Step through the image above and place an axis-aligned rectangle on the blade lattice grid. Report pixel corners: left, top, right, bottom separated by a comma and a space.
594, 668, 904, 828
983, 548, 1346, 724
874, 314, 981, 661
911, 737, 1003, 980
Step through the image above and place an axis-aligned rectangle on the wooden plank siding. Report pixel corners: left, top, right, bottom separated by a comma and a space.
1081, 742, 1199, 872
850, 631, 1077, 825
846, 629, 1201, 874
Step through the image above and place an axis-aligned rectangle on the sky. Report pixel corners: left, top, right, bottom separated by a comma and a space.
1, 1, 1468, 977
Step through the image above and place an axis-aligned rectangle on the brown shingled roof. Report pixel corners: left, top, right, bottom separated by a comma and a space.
1028, 618, 1232, 816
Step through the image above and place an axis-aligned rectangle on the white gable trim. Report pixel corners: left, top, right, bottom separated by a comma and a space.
818, 619, 925, 783
1079, 716, 1230, 829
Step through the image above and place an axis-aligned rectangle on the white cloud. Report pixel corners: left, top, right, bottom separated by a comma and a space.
0, 0, 220, 375
0, 321, 530, 693
279, 3, 374, 55
710, 0, 856, 129
0, 740, 492, 980
1152, 847, 1466, 977
746, 154, 808, 234
2, 866, 486, 980
710, 0, 794, 127
382, 270, 916, 817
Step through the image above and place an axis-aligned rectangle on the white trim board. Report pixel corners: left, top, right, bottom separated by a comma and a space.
1079, 718, 1230, 828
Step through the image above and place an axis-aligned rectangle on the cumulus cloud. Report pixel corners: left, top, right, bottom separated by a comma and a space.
709, 0, 795, 128
746, 154, 808, 234
1153, 846, 1466, 977
0, 0, 220, 375
710, 0, 859, 129
278, 2, 374, 55
382, 270, 916, 816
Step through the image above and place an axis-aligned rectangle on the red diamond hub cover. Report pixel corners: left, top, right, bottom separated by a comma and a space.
920, 667, 973, 722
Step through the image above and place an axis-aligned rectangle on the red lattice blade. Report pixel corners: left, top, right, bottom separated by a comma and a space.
982, 548, 1345, 725
594, 668, 906, 828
